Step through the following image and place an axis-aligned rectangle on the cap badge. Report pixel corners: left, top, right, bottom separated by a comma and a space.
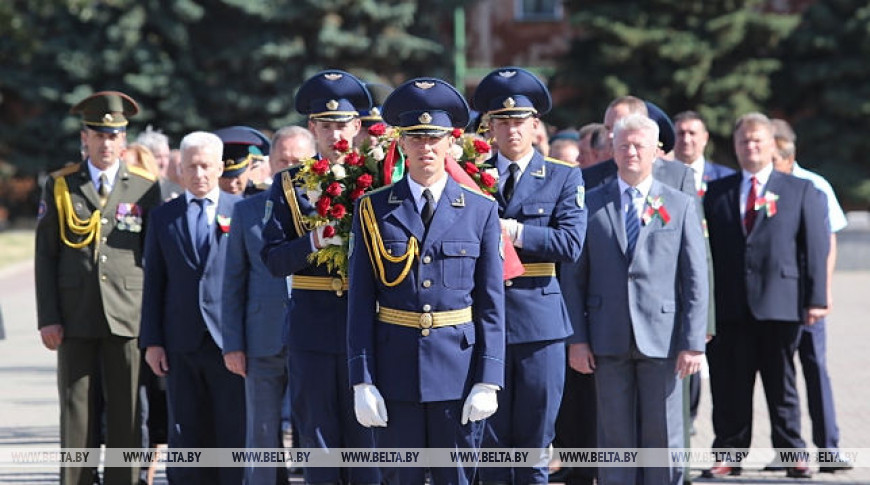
419, 112, 433, 124
324, 73, 343, 81
326, 99, 339, 111
414, 81, 435, 90
103, 113, 114, 123
503, 97, 516, 109
498, 70, 517, 78
370, 107, 380, 116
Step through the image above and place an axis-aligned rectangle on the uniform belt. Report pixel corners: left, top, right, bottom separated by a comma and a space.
377, 305, 472, 334
291, 275, 348, 296
519, 262, 556, 277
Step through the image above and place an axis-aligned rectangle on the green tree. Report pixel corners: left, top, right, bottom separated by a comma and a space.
0, 0, 459, 173
549, 0, 798, 164
772, 0, 870, 207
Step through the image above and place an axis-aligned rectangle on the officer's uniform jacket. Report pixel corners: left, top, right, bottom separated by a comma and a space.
347, 176, 505, 403
35, 161, 160, 338
260, 162, 349, 354
496, 151, 586, 344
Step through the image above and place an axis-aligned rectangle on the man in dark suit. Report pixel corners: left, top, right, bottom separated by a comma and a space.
702, 113, 829, 479
348, 77, 505, 485
673, 111, 735, 197
260, 70, 380, 485
561, 112, 708, 485
140, 131, 245, 484
35, 91, 161, 485
471, 67, 586, 485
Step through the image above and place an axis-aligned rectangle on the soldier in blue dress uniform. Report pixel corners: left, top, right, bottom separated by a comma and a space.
260, 69, 380, 485
347, 78, 506, 485
472, 67, 587, 485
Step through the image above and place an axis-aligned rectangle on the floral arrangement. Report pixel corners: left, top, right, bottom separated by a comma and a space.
449, 130, 498, 194
642, 195, 671, 225
296, 123, 394, 278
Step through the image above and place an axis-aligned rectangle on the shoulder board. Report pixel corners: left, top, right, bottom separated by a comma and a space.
545, 157, 576, 168
459, 184, 496, 200
50, 163, 81, 179
127, 165, 158, 182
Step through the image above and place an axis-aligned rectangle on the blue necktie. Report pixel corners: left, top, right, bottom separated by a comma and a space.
192, 198, 211, 263
625, 187, 641, 258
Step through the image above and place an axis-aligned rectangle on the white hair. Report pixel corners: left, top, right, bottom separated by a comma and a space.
136, 125, 170, 153
179, 131, 223, 159
612, 113, 659, 145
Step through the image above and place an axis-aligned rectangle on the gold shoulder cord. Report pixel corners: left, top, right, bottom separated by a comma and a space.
359, 196, 419, 287
53, 176, 101, 250
282, 171, 312, 236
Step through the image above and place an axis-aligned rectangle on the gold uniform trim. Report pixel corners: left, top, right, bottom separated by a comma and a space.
281, 171, 312, 237
378, 305, 472, 329
292, 275, 348, 296
519, 262, 556, 277
308, 110, 359, 119
127, 164, 158, 182
359, 196, 419, 287
53, 175, 101, 252
544, 156, 576, 168
398, 124, 451, 134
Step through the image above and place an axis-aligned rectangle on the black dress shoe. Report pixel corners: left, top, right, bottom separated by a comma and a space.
548, 466, 571, 482
818, 451, 854, 473
785, 461, 812, 479
762, 460, 784, 472
700, 463, 741, 478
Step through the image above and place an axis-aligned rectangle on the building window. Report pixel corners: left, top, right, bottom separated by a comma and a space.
515, 0, 563, 21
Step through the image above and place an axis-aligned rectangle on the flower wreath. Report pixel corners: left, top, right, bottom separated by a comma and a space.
295, 123, 395, 278
449, 130, 498, 193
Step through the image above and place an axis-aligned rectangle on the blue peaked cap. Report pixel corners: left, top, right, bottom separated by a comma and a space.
295, 70, 371, 122
213, 126, 270, 178
382, 78, 470, 136
644, 100, 675, 153
473, 67, 552, 118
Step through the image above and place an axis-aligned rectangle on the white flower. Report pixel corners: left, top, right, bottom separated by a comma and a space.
449, 143, 464, 161
306, 188, 322, 204
485, 167, 500, 182
330, 163, 347, 180
369, 145, 385, 162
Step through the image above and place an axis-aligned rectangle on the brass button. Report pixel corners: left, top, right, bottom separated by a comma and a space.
460, 249, 466, 255
100, 275, 107, 281
419, 313, 433, 329
387, 248, 392, 255
100, 255, 107, 263
422, 279, 432, 288
538, 208, 544, 214
101, 218, 109, 224
101, 237, 107, 243
421, 329, 430, 337
505, 279, 513, 287
422, 255, 432, 264
422, 304, 431, 312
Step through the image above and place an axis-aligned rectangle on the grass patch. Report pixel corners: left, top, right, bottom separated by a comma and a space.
0, 229, 34, 270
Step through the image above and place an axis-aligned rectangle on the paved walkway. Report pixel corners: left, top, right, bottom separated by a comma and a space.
1, 257, 868, 484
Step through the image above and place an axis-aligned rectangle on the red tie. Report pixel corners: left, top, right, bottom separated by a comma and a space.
744, 176, 758, 234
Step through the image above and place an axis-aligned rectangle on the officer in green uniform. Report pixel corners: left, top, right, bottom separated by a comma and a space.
35, 91, 161, 485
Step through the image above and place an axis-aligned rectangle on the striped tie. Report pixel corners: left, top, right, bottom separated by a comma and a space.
625, 187, 641, 258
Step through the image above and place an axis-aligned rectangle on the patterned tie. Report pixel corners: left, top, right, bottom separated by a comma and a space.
502, 162, 520, 202
421, 188, 435, 229
192, 198, 211, 263
744, 176, 758, 234
625, 187, 641, 258
98, 173, 110, 207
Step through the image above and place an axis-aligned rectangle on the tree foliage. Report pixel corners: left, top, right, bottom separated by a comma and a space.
550, 0, 798, 165
0, 0, 461, 173
772, 0, 870, 206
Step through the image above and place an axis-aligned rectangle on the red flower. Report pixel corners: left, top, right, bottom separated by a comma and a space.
316, 196, 332, 217
311, 158, 330, 175
330, 203, 347, 219
464, 162, 479, 175
333, 139, 350, 152
368, 123, 387, 137
356, 173, 373, 189
473, 139, 491, 154
326, 182, 343, 197
322, 225, 336, 238
350, 188, 366, 201
480, 172, 496, 188
345, 151, 363, 166
451, 128, 463, 139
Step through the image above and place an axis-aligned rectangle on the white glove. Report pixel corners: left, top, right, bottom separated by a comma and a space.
313, 223, 344, 249
499, 218, 523, 247
353, 383, 388, 427
461, 383, 499, 425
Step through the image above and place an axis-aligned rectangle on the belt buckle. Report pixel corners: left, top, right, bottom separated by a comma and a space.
419, 312, 433, 329
331, 278, 344, 297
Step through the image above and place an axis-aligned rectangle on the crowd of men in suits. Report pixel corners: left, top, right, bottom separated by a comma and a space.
34, 65, 850, 485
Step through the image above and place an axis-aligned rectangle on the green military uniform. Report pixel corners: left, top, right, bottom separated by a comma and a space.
34, 91, 161, 485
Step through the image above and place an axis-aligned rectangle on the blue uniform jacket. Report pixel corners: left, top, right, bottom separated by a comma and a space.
347, 176, 505, 403
140, 192, 241, 352
260, 165, 348, 354
496, 151, 586, 344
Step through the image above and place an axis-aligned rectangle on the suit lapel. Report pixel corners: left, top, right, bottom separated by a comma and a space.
422, 178, 462, 250
204, 192, 233, 268
174, 197, 199, 267
634, 180, 665, 255
751, 170, 781, 234
505, 152, 546, 213
384, 179, 425, 243
76, 163, 103, 209
602, 180, 628, 256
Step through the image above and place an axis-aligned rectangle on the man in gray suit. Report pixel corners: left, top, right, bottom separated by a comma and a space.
222, 126, 315, 484
561, 113, 708, 485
